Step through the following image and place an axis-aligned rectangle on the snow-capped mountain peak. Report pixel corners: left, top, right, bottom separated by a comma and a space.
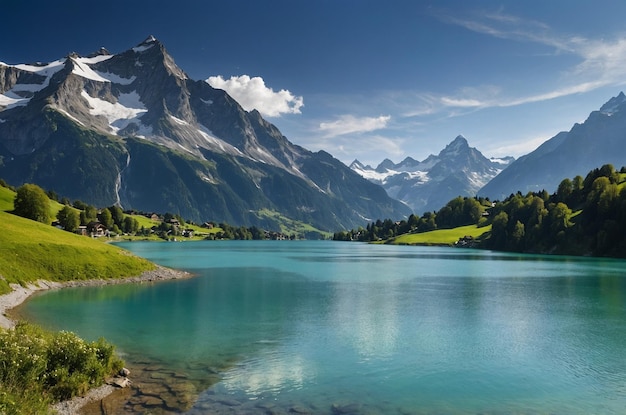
439, 135, 469, 158
0, 37, 412, 230
350, 135, 514, 213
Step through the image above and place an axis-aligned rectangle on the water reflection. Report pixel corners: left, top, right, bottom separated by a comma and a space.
220, 352, 310, 395
331, 281, 400, 359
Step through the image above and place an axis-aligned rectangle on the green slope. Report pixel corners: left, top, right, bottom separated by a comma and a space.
388, 224, 491, 245
0, 210, 155, 295
0, 185, 14, 211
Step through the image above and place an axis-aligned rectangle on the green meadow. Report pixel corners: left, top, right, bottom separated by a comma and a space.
388, 224, 491, 245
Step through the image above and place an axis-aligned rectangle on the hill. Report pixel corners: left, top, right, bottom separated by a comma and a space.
0, 208, 155, 295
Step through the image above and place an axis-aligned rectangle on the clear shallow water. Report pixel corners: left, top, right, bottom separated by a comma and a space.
17, 241, 626, 414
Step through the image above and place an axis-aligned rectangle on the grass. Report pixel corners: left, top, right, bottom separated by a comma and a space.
388, 224, 492, 246
254, 208, 332, 238
0, 210, 155, 295
0, 186, 14, 212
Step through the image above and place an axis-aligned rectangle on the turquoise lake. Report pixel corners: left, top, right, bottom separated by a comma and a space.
17, 241, 626, 414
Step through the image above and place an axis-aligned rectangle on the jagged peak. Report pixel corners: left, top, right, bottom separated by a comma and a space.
133, 35, 160, 53
349, 159, 367, 169
87, 47, 111, 58
439, 135, 470, 157
141, 35, 158, 45
399, 156, 419, 165
451, 134, 468, 145
599, 91, 626, 116
375, 158, 396, 172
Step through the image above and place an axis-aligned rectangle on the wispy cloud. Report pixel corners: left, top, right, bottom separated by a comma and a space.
318, 114, 391, 137
206, 75, 304, 117
430, 10, 626, 112
487, 132, 552, 158
307, 132, 405, 165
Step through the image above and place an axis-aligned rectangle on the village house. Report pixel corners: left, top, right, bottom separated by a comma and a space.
86, 221, 108, 237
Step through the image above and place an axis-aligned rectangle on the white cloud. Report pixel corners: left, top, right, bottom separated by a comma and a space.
206, 75, 303, 117
318, 114, 391, 137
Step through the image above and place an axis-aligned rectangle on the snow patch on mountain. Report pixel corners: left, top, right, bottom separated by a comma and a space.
0, 91, 29, 109
14, 60, 65, 77
71, 56, 114, 82
197, 123, 244, 156
81, 90, 147, 132
0, 60, 65, 109
351, 135, 513, 213
94, 71, 136, 85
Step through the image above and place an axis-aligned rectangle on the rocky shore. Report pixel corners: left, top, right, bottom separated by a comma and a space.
0, 265, 192, 414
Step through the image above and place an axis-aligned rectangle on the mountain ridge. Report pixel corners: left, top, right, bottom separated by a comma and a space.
0, 36, 411, 231
350, 135, 513, 213
479, 92, 626, 199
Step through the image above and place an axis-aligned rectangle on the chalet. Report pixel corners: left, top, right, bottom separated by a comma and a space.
87, 221, 108, 237
182, 229, 195, 238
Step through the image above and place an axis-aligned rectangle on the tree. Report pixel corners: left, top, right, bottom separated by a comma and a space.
98, 208, 114, 229
80, 205, 98, 225
13, 184, 51, 223
108, 205, 125, 228
556, 178, 573, 203
122, 216, 139, 234
56, 205, 80, 232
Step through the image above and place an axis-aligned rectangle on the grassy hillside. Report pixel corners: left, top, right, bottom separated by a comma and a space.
254, 208, 332, 239
0, 185, 14, 211
0, 210, 155, 295
388, 224, 491, 245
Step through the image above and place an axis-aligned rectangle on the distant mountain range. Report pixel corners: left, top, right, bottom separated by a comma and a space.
0, 36, 410, 232
350, 135, 513, 213
480, 92, 626, 199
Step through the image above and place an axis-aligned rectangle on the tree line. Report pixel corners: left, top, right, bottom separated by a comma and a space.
335, 164, 626, 258
1, 180, 288, 240
485, 164, 626, 257
333, 196, 492, 242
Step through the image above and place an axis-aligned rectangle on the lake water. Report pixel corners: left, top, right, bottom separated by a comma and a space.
17, 241, 626, 414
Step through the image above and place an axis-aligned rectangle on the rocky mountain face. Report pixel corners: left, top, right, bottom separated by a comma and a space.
479, 92, 626, 200
0, 36, 411, 231
350, 135, 513, 214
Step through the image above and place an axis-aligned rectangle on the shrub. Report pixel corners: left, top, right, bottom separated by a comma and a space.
0, 323, 124, 409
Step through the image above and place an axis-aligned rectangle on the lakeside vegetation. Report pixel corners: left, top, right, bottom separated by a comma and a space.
0, 183, 158, 413
389, 224, 492, 245
0, 209, 156, 295
335, 164, 626, 259
0, 323, 123, 414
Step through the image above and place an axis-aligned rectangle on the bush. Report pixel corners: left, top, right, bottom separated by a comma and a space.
0, 323, 123, 409
13, 184, 51, 223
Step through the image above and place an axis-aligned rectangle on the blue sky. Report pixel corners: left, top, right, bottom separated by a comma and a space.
3, 0, 626, 165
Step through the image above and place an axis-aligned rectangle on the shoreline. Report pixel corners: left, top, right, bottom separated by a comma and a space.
0, 265, 193, 414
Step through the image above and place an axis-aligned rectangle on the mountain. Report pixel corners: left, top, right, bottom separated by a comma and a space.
350, 135, 513, 213
480, 92, 626, 199
0, 36, 411, 231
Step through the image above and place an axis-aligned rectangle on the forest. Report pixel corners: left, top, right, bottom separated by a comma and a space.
334, 164, 626, 258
